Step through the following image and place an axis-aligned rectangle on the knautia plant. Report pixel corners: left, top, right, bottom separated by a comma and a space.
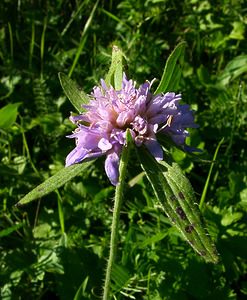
17, 43, 218, 299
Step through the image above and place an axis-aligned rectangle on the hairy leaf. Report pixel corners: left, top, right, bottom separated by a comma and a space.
155, 42, 186, 94
137, 147, 218, 264
16, 161, 94, 206
105, 45, 123, 90
58, 72, 90, 113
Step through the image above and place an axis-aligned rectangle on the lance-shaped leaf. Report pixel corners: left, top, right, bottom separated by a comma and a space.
137, 147, 218, 264
16, 161, 94, 206
154, 41, 186, 94
58, 72, 90, 113
105, 45, 123, 90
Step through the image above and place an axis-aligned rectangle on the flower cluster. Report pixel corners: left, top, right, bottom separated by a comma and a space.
66, 74, 198, 185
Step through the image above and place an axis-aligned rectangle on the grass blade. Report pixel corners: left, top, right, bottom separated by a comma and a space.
101, 8, 131, 30
56, 190, 65, 234
68, 0, 99, 77
29, 20, 35, 69
73, 276, 89, 300
61, 2, 85, 37
199, 138, 224, 210
8, 22, 13, 63
40, 17, 47, 79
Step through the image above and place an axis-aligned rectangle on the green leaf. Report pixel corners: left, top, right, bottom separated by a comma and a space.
73, 276, 89, 300
138, 231, 168, 248
105, 45, 123, 90
137, 147, 218, 264
0, 102, 21, 129
16, 161, 94, 206
221, 211, 243, 226
155, 41, 186, 94
217, 55, 247, 86
229, 21, 245, 40
111, 264, 130, 290
0, 223, 23, 237
58, 72, 90, 113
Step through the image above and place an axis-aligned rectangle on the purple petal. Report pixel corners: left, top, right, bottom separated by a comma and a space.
116, 110, 134, 127
66, 73, 200, 183
69, 114, 85, 124
134, 95, 147, 114
100, 79, 108, 91
184, 145, 203, 152
171, 133, 187, 145
65, 147, 87, 166
105, 152, 120, 186
144, 139, 163, 161
98, 138, 112, 151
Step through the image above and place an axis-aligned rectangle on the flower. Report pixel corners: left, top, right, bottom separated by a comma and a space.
66, 74, 198, 185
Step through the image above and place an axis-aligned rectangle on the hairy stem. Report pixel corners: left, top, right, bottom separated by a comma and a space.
103, 143, 131, 300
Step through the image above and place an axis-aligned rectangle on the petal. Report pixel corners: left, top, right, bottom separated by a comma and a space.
116, 110, 134, 127
98, 138, 112, 151
100, 79, 108, 91
69, 114, 85, 124
75, 127, 102, 149
184, 145, 202, 152
105, 152, 120, 186
65, 147, 87, 166
144, 139, 163, 161
149, 113, 168, 124
134, 95, 147, 114
171, 133, 186, 145
110, 129, 126, 145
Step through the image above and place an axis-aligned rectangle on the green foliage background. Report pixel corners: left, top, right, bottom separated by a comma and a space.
0, 0, 246, 299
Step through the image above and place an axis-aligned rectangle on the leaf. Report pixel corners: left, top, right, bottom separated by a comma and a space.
229, 21, 245, 40
16, 161, 94, 206
138, 231, 168, 248
73, 276, 89, 300
217, 55, 247, 86
58, 72, 90, 113
0, 102, 21, 129
154, 41, 186, 94
111, 264, 130, 290
221, 211, 243, 226
105, 45, 123, 90
0, 223, 23, 237
137, 147, 218, 264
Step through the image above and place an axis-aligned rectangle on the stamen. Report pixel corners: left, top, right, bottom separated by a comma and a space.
157, 115, 173, 132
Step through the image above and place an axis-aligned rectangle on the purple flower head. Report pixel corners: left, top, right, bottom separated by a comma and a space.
66, 74, 198, 185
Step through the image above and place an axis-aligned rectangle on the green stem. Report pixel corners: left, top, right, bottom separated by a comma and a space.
103, 143, 131, 300
199, 137, 224, 211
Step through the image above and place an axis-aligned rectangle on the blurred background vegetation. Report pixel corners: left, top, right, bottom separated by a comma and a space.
0, 0, 246, 299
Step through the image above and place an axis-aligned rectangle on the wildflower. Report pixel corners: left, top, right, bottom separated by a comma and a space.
66, 74, 198, 185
